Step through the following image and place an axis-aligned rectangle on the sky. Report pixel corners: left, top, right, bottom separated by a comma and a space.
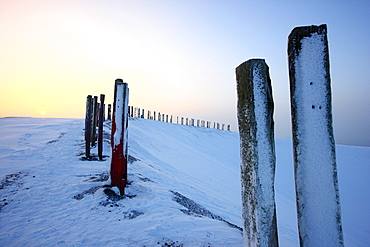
0, 0, 369, 146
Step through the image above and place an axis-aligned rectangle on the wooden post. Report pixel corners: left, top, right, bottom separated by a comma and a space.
98, 94, 105, 160
236, 59, 278, 246
107, 104, 112, 120
85, 95, 92, 158
288, 24, 343, 246
91, 96, 98, 147
103, 103, 106, 121
110, 79, 129, 195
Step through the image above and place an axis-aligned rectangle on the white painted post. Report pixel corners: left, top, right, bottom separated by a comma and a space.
288, 24, 343, 246
236, 59, 278, 247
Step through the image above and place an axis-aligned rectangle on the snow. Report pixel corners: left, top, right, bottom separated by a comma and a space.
0, 117, 369, 246
292, 31, 343, 245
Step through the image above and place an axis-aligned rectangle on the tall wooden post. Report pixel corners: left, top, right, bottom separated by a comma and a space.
288, 24, 343, 246
110, 79, 129, 195
98, 94, 105, 160
91, 96, 98, 147
85, 95, 92, 158
236, 59, 278, 247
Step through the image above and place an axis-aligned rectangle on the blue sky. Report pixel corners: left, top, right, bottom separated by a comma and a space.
1, 0, 369, 146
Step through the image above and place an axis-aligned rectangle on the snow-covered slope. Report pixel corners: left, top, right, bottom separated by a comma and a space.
0, 117, 369, 246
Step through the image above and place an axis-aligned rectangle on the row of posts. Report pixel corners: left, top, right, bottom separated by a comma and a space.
128, 106, 230, 131
84, 94, 112, 160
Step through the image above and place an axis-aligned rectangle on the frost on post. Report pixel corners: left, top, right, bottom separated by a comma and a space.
236, 59, 278, 247
288, 24, 343, 246
110, 79, 129, 195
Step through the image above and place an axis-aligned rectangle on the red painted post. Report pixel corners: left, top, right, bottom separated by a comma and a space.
85, 95, 92, 158
110, 79, 129, 195
98, 94, 105, 160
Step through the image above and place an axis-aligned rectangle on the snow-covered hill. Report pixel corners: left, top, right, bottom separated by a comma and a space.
0, 117, 369, 246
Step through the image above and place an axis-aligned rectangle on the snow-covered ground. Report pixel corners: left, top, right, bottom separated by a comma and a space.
0, 117, 369, 246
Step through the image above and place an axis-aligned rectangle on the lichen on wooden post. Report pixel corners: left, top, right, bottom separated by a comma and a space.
288, 24, 343, 247
236, 59, 278, 247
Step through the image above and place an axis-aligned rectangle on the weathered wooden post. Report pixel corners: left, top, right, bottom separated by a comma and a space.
110, 79, 129, 195
107, 104, 112, 120
85, 95, 92, 158
236, 59, 278, 247
288, 24, 343, 246
91, 96, 98, 147
98, 94, 105, 160
103, 103, 106, 121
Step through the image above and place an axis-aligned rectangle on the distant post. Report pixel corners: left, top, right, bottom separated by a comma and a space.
91, 96, 98, 147
288, 24, 343, 246
110, 79, 129, 195
236, 59, 278, 247
85, 95, 92, 158
107, 104, 112, 120
98, 94, 105, 160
